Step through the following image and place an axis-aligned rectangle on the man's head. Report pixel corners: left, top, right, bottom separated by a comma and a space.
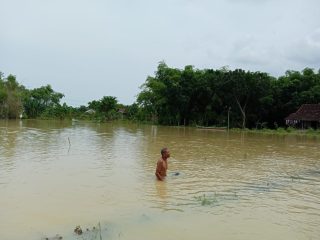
161, 147, 170, 159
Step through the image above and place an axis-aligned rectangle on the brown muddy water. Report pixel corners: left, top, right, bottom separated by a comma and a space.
0, 120, 319, 240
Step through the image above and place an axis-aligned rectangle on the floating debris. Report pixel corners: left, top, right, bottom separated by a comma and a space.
41, 234, 63, 240
74, 226, 83, 235
74, 224, 103, 239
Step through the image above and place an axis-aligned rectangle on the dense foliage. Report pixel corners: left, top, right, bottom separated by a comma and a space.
137, 62, 320, 128
1, 64, 320, 129
0, 73, 25, 119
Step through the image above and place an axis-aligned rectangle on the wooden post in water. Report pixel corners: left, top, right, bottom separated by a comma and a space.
227, 106, 231, 131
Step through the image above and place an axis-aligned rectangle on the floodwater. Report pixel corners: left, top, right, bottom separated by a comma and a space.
0, 120, 319, 240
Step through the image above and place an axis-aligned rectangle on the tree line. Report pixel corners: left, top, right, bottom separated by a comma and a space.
1, 63, 320, 129
136, 62, 320, 128
0, 71, 135, 121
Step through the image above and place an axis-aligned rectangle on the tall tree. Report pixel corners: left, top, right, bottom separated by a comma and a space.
23, 85, 64, 118
0, 73, 24, 118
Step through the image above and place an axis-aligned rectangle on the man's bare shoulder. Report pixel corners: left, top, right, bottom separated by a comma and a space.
157, 158, 165, 166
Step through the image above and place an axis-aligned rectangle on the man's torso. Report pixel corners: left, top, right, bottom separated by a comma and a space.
156, 158, 167, 177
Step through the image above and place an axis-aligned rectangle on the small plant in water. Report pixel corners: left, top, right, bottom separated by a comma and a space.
195, 194, 218, 206
73, 223, 102, 240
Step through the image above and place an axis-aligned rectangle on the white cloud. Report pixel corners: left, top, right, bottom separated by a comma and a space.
288, 28, 320, 65
230, 35, 271, 65
1, 0, 320, 104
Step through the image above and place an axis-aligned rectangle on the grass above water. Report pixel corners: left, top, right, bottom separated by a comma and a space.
194, 192, 239, 206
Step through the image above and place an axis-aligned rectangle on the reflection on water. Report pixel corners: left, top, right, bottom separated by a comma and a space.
0, 120, 320, 240
155, 181, 167, 200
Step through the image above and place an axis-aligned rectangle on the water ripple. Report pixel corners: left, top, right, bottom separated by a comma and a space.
1, 121, 320, 239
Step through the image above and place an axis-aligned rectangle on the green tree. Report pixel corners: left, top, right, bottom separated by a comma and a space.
218, 69, 272, 128
99, 96, 117, 113
87, 96, 119, 121
23, 85, 64, 118
0, 73, 24, 119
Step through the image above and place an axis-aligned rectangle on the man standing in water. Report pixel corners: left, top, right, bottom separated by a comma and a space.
155, 148, 170, 181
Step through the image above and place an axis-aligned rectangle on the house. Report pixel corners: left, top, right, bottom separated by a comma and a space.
85, 109, 96, 114
118, 108, 126, 119
285, 104, 320, 129
118, 108, 126, 114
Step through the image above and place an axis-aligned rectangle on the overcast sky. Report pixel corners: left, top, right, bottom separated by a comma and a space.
1, 0, 320, 106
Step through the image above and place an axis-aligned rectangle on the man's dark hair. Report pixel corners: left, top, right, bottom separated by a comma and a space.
161, 147, 168, 156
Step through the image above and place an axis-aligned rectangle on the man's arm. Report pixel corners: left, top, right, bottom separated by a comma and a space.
155, 171, 164, 181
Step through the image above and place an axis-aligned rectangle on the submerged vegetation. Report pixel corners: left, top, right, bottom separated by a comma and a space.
1, 63, 320, 130
194, 192, 239, 207
195, 194, 218, 206
41, 223, 104, 240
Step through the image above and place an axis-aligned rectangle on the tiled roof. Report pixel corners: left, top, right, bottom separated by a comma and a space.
285, 104, 320, 121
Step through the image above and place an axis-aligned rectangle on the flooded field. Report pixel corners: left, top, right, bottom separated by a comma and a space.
0, 120, 319, 240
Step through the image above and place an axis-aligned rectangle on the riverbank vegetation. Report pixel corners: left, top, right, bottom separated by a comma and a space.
1, 63, 320, 130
